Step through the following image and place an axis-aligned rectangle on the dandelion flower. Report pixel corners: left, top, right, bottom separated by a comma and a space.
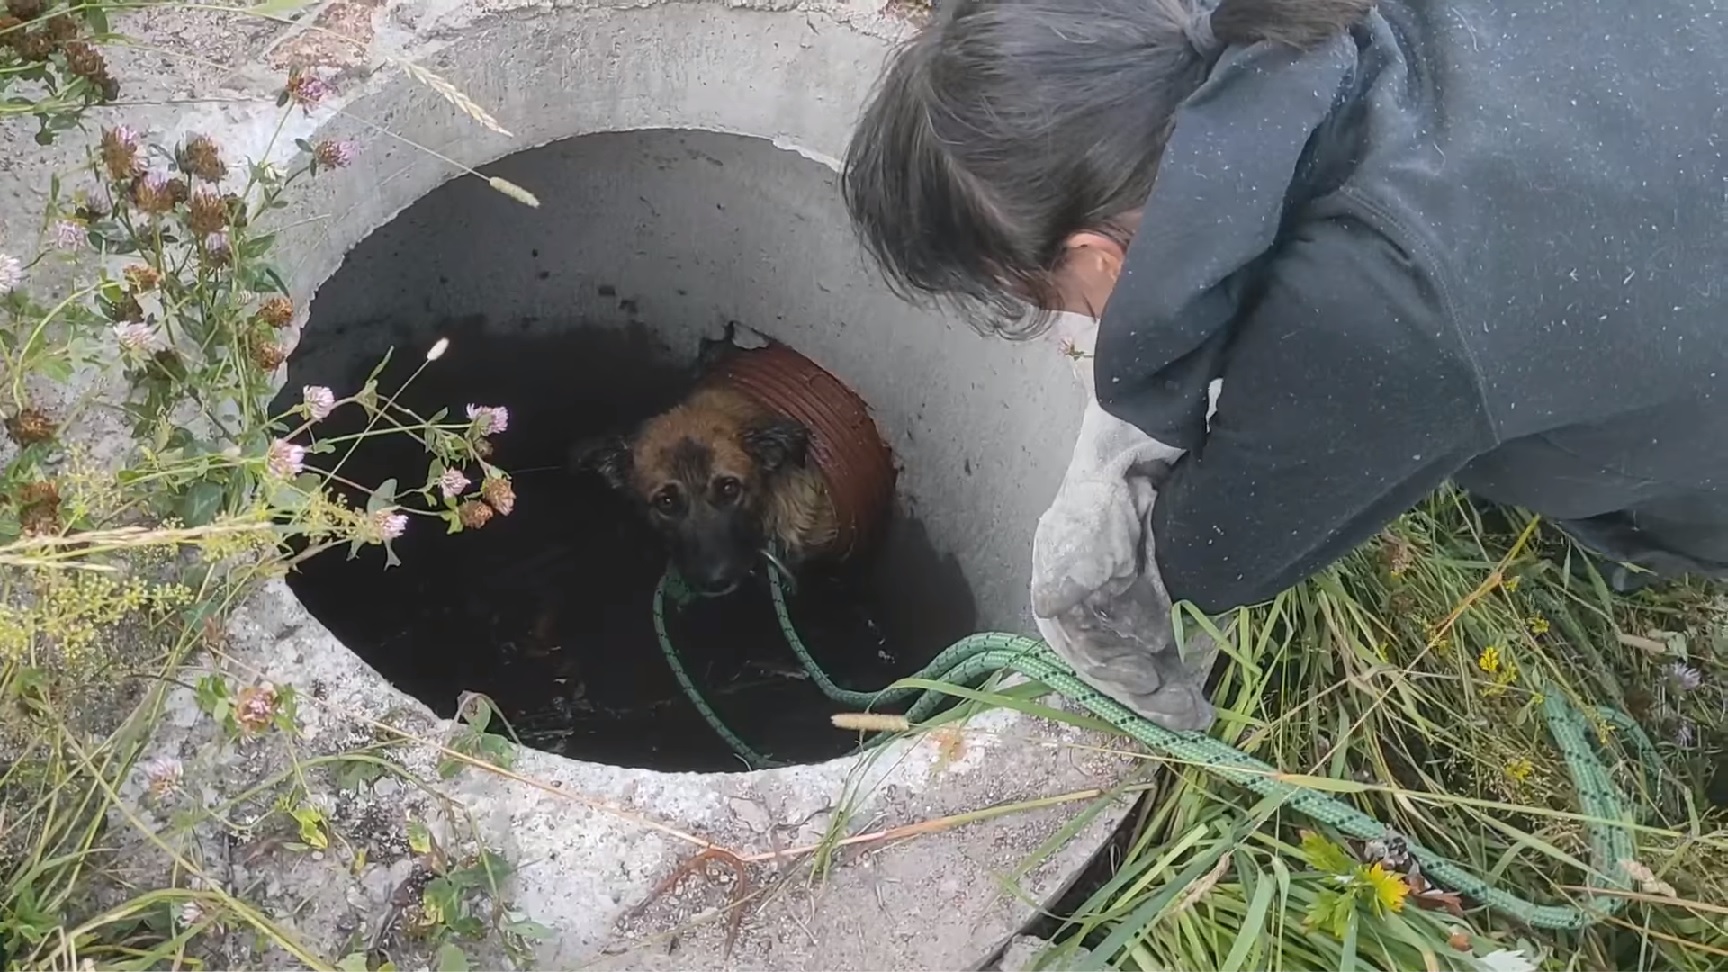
266, 439, 305, 478
1504, 756, 1534, 782
1476, 645, 1502, 675
1360, 863, 1409, 914
466, 404, 509, 436
0, 253, 22, 294
178, 900, 205, 928
437, 468, 470, 499
1527, 615, 1550, 635
301, 385, 336, 422
1501, 576, 1521, 592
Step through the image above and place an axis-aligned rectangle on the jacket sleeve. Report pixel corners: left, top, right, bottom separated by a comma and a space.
1148, 201, 1496, 613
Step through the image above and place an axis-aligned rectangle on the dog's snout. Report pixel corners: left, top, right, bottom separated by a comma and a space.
684, 558, 745, 596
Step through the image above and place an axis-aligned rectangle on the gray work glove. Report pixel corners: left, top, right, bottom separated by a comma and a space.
1030, 400, 1219, 733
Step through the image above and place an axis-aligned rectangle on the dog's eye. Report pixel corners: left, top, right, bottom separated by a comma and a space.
714, 477, 742, 502
652, 488, 680, 513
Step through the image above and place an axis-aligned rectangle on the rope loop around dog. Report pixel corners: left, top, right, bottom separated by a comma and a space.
651, 563, 1661, 932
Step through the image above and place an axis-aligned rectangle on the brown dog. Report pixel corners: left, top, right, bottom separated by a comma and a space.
578, 382, 839, 596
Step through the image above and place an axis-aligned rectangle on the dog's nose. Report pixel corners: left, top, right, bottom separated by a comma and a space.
687, 564, 743, 596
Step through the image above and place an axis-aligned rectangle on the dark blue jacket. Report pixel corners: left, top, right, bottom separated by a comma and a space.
1098, 0, 1728, 612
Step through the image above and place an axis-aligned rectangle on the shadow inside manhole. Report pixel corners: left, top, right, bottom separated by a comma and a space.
278, 320, 979, 772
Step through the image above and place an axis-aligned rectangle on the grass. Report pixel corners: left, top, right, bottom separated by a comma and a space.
1006, 489, 1728, 972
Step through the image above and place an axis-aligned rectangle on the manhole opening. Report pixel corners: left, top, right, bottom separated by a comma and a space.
279, 129, 983, 771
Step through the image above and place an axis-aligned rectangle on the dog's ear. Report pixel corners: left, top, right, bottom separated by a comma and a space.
571, 435, 632, 490
741, 417, 810, 474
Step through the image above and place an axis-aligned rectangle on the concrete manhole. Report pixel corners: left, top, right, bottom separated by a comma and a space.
81, 0, 1145, 966
283, 128, 992, 772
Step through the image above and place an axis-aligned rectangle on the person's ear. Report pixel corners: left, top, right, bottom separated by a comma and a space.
1055, 230, 1131, 318
1063, 230, 1128, 284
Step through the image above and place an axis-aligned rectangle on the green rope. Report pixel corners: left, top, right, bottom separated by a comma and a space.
652, 564, 1659, 931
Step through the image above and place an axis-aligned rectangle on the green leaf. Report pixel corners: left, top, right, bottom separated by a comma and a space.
290, 804, 329, 849
335, 953, 370, 972
476, 848, 514, 881
334, 757, 386, 791
422, 877, 460, 927
458, 693, 492, 733
502, 913, 552, 941
479, 734, 516, 771
407, 820, 432, 856
1221, 876, 1274, 972
238, 231, 278, 262
35, 354, 74, 384
366, 478, 399, 515
178, 481, 224, 528
1299, 831, 1357, 876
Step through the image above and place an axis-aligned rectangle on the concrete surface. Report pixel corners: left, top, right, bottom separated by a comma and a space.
1, 0, 1138, 967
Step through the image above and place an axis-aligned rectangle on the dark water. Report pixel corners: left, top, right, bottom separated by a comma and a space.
279, 320, 977, 771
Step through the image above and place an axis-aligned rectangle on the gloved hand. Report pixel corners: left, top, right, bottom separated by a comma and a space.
1030, 398, 1220, 733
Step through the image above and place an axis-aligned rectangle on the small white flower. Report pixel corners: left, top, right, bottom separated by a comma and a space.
373, 509, 408, 539
465, 404, 509, 436
0, 254, 23, 294
266, 439, 306, 478
437, 468, 470, 499
425, 336, 449, 361
1478, 949, 1537, 972
142, 756, 183, 797
301, 385, 336, 422
52, 220, 85, 250
113, 322, 163, 354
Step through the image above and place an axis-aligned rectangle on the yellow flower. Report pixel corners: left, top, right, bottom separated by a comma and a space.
1502, 576, 1521, 592
1477, 645, 1502, 674
1361, 863, 1410, 914
1527, 615, 1550, 635
1505, 757, 1534, 782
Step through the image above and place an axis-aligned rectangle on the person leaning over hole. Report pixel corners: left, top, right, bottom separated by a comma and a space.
840, 0, 1728, 731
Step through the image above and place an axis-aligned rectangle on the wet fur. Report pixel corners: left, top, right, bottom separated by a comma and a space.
576, 382, 838, 589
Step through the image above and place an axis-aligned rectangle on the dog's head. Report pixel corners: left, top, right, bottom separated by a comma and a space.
576, 404, 810, 596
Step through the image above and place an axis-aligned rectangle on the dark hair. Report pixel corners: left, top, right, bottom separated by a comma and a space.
841, 0, 1377, 339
